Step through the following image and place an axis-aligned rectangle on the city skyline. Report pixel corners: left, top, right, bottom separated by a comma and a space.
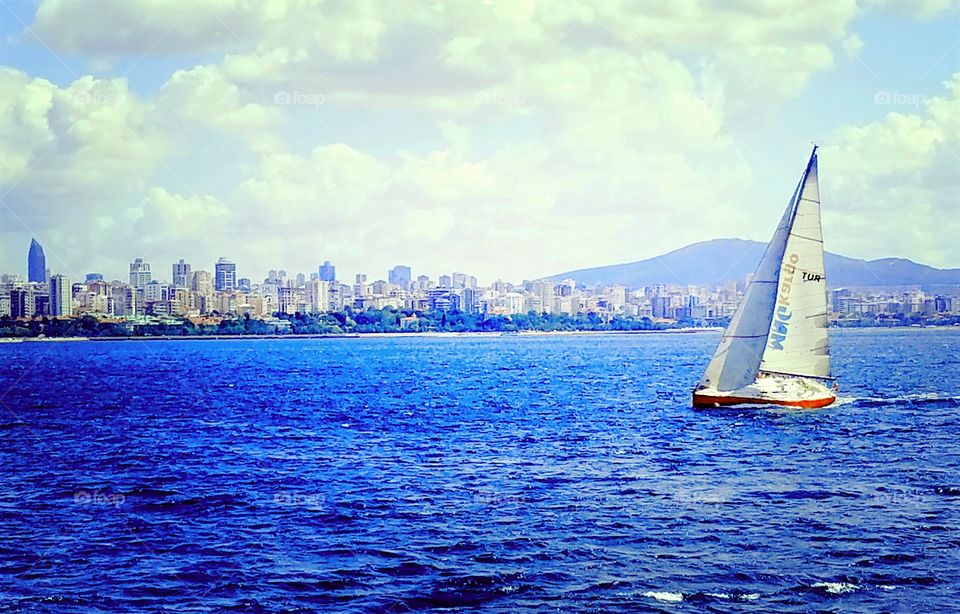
0, 2, 958, 283
5, 235, 959, 327
9, 232, 960, 293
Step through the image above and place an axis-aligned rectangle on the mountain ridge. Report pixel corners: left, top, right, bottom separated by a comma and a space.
545, 239, 960, 289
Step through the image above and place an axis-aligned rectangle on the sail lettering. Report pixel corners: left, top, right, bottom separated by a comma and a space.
768, 256, 798, 351
802, 271, 822, 282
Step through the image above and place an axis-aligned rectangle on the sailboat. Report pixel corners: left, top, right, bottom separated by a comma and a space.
693, 146, 836, 409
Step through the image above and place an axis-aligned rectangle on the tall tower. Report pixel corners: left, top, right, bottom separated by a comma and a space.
215, 257, 237, 292
28, 239, 46, 283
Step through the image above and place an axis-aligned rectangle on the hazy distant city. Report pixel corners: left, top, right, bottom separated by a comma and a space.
3, 238, 958, 337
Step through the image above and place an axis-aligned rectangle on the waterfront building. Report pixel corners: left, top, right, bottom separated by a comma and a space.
215, 258, 237, 292
28, 239, 46, 283
277, 286, 298, 315
192, 271, 213, 296
172, 259, 192, 287
144, 280, 169, 303
129, 258, 152, 289
49, 274, 72, 316
307, 280, 330, 313
10, 288, 34, 319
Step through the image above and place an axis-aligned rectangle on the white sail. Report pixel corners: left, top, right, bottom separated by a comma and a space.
698, 173, 803, 392
759, 151, 830, 378
698, 148, 823, 392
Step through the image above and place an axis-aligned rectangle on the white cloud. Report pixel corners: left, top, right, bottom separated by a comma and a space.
825, 72, 960, 267
0, 68, 165, 220
4, 0, 956, 282
862, 0, 960, 18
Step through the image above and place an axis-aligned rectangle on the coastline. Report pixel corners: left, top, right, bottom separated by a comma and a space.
3, 328, 722, 343
3, 325, 958, 343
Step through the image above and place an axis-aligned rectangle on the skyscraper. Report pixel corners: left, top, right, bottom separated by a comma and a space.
28, 239, 45, 283
319, 261, 336, 282
389, 265, 412, 288
49, 274, 72, 316
129, 258, 152, 289
172, 259, 192, 287
215, 257, 237, 292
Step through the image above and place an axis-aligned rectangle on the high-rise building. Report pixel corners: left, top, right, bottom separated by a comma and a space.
28, 239, 46, 283
85, 273, 104, 282
462, 287, 483, 314
389, 265, 412, 288
129, 258, 152, 289
277, 286, 297, 315
439, 275, 452, 288
453, 273, 477, 289
172, 259, 192, 287
215, 257, 237, 292
10, 288, 35, 319
49, 274, 72, 316
192, 270, 213, 296
144, 280, 168, 303
319, 261, 336, 282
295, 273, 306, 288
307, 280, 330, 313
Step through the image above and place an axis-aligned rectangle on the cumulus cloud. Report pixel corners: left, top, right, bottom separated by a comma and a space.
0, 68, 165, 238
825, 72, 960, 267
1, 0, 954, 282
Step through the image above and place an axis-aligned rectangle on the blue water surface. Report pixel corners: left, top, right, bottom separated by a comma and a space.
1, 328, 959, 612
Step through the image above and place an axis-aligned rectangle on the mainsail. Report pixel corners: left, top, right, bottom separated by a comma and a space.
699, 147, 825, 392
759, 151, 830, 379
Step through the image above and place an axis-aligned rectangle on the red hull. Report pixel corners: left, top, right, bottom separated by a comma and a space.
692, 393, 836, 409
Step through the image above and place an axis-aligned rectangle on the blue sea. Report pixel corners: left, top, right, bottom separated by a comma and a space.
1, 328, 959, 612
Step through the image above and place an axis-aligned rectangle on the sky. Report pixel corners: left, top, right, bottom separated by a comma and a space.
0, 0, 958, 286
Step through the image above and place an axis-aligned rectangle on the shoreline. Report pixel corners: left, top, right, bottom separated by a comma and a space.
2, 328, 721, 343
2, 325, 958, 343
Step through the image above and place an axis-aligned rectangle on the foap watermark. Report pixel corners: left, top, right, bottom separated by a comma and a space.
472, 489, 526, 508
273, 491, 327, 510
73, 91, 126, 107
873, 90, 928, 108
673, 91, 725, 109
474, 91, 525, 106
872, 490, 927, 507
672, 486, 735, 506
273, 90, 326, 108
73, 490, 126, 507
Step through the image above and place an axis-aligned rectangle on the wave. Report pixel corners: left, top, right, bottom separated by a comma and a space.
643, 590, 683, 603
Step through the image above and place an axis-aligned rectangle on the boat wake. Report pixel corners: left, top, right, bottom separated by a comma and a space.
849, 393, 960, 409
